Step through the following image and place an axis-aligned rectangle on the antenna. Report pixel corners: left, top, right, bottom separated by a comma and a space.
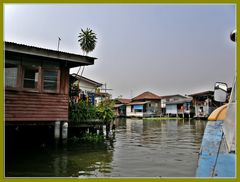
57, 37, 61, 51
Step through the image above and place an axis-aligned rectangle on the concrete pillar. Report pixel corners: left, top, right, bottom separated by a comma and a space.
54, 121, 61, 139
62, 122, 68, 140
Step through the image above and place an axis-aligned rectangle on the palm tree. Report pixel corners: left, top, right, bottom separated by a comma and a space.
76, 28, 97, 90
78, 28, 97, 55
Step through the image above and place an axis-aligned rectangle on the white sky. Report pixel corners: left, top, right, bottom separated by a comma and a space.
4, 4, 236, 98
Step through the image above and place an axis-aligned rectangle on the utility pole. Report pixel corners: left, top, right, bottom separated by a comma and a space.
57, 37, 61, 51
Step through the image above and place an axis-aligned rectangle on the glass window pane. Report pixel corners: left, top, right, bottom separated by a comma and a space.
44, 70, 58, 91
5, 59, 20, 88
23, 68, 39, 89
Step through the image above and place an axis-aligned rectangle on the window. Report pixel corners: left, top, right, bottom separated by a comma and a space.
135, 109, 143, 113
23, 68, 39, 89
5, 59, 20, 88
5, 57, 62, 93
43, 70, 58, 91
23, 61, 40, 90
42, 61, 60, 92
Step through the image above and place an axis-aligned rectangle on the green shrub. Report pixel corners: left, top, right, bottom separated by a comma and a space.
95, 100, 115, 124
69, 99, 114, 123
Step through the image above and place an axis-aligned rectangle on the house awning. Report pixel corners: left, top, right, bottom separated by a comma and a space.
127, 101, 150, 106
133, 105, 143, 110
114, 104, 124, 108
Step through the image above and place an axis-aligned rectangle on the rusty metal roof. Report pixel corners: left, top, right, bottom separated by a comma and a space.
5, 42, 97, 68
166, 98, 192, 105
127, 101, 150, 105
115, 98, 132, 104
70, 73, 103, 87
132, 91, 161, 101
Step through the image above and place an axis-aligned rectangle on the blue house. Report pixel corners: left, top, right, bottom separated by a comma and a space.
165, 98, 194, 118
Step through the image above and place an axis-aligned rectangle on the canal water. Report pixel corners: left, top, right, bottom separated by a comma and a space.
6, 118, 207, 177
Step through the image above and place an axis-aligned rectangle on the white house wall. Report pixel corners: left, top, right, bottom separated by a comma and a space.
166, 105, 178, 114
77, 80, 98, 93
126, 105, 143, 117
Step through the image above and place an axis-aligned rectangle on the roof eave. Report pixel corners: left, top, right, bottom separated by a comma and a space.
5, 42, 96, 68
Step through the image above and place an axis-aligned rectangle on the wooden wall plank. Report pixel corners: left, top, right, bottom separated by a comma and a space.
5, 90, 69, 122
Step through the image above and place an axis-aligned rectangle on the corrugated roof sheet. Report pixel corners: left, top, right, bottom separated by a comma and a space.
5, 42, 97, 68
70, 73, 103, 87
116, 98, 131, 104
189, 91, 214, 97
114, 104, 124, 108
166, 98, 192, 105
5, 41, 97, 59
132, 91, 161, 101
160, 94, 186, 99
127, 101, 150, 105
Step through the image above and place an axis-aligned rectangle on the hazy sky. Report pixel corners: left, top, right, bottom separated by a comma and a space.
4, 4, 236, 98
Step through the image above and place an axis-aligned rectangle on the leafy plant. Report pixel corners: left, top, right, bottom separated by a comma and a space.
96, 100, 115, 124
69, 99, 115, 123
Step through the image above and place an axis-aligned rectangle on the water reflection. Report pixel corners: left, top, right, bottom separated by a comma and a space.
6, 143, 114, 177
111, 118, 206, 177
6, 118, 207, 177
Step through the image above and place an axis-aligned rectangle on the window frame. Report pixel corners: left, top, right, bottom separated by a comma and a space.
5, 58, 22, 90
21, 65, 41, 92
42, 68, 60, 94
5, 57, 61, 94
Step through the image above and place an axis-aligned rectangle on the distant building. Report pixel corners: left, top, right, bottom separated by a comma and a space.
165, 97, 194, 118
160, 94, 187, 115
70, 73, 110, 105
114, 98, 131, 117
189, 91, 216, 118
126, 91, 161, 118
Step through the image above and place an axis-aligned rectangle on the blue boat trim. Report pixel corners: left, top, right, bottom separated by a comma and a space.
196, 120, 223, 177
213, 153, 235, 177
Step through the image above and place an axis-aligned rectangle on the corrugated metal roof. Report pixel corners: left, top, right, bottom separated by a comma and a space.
5, 42, 96, 68
160, 94, 186, 99
127, 101, 150, 105
115, 98, 131, 104
166, 98, 192, 105
70, 73, 103, 87
132, 91, 161, 101
5, 41, 97, 59
189, 91, 213, 97
114, 104, 124, 108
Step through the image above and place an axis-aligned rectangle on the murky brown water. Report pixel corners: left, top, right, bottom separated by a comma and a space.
6, 118, 207, 177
